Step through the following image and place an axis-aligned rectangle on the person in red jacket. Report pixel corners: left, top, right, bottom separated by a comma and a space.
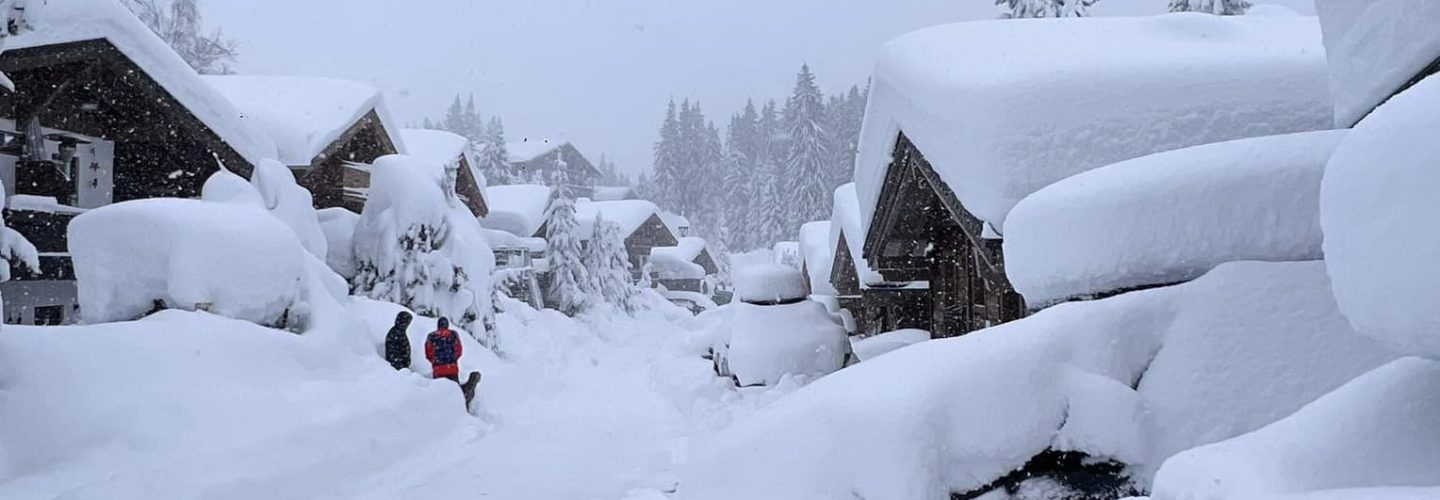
424, 317, 463, 383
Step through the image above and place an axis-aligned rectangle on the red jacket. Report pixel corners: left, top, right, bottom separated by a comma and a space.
424, 328, 463, 378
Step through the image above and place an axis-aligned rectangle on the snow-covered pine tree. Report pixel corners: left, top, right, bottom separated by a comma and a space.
544, 184, 592, 316
478, 117, 513, 185
994, 0, 1097, 18
122, 0, 237, 74
1168, 0, 1250, 15
780, 64, 831, 236
461, 95, 485, 143
583, 215, 637, 313
826, 85, 867, 192
443, 95, 466, 135
650, 100, 685, 213
752, 100, 786, 248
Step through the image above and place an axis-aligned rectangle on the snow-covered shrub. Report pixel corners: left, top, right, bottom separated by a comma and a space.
69, 197, 306, 326
1151, 358, 1440, 499
1005, 130, 1345, 306
317, 207, 359, 279
543, 186, 591, 315
677, 261, 1396, 499
351, 154, 494, 336
725, 300, 849, 387
735, 264, 807, 304
1321, 74, 1440, 359
584, 215, 637, 313
250, 158, 327, 260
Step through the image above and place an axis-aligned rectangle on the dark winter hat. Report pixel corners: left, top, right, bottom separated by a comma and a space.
395, 311, 413, 325
437, 317, 450, 329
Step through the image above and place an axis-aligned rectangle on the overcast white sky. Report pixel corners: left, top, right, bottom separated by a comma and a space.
208, 0, 1316, 177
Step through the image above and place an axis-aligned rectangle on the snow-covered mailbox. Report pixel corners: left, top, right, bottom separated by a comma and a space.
855, 14, 1333, 337
206, 76, 405, 213
723, 263, 848, 386
0, 0, 280, 325
828, 183, 930, 337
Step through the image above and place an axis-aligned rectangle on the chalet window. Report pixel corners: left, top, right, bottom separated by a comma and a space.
32, 305, 64, 326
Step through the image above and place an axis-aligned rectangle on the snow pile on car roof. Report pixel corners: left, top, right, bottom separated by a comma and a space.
736, 263, 808, 304
1005, 130, 1345, 306
855, 13, 1333, 234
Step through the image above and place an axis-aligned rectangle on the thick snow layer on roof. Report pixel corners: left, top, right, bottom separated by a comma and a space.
856, 14, 1333, 235
1315, 0, 1440, 127
679, 261, 1396, 499
1321, 73, 1440, 359
399, 129, 469, 170
659, 211, 690, 237
652, 237, 709, 280
798, 221, 836, 296
576, 200, 667, 241
828, 183, 887, 287
1006, 130, 1346, 306
1151, 358, 1440, 499
592, 186, 634, 201
506, 139, 562, 163
480, 184, 552, 237
205, 75, 404, 166
7, 0, 277, 166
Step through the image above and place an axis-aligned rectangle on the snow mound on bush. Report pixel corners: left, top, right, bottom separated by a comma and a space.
1006, 130, 1345, 306
726, 300, 849, 387
735, 264, 807, 304
317, 207, 360, 279
1151, 358, 1440, 499
677, 261, 1396, 500
69, 198, 307, 326
251, 158, 328, 260
1321, 74, 1440, 358
1315, 0, 1440, 127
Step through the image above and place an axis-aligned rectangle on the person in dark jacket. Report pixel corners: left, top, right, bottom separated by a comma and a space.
384, 311, 413, 370
425, 317, 464, 383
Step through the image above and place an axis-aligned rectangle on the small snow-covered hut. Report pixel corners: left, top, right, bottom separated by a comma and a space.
857, 14, 1334, 338
400, 128, 487, 218
0, 0, 279, 325
829, 183, 930, 337
205, 75, 404, 213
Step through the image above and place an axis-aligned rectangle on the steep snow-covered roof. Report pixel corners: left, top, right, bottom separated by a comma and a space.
205, 75, 405, 166
480, 184, 552, 237
799, 221, 836, 296
652, 236, 708, 262
829, 183, 886, 287
507, 139, 563, 163
7, 0, 278, 167
575, 199, 670, 241
1005, 130, 1347, 306
856, 14, 1333, 236
1315, 1, 1440, 127
659, 211, 691, 236
400, 129, 485, 195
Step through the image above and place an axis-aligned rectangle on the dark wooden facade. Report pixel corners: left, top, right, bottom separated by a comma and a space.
454, 154, 489, 218
293, 109, 399, 213
863, 133, 1026, 338
512, 142, 600, 198
624, 214, 681, 281
831, 230, 932, 336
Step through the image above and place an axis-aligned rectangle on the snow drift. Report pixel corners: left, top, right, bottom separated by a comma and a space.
855, 14, 1334, 235
1315, 0, 1440, 126
1321, 73, 1440, 359
677, 261, 1395, 500
1005, 130, 1346, 306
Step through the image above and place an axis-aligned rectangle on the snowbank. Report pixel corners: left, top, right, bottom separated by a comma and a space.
352, 154, 494, 331
4, 0, 278, 166
677, 261, 1396, 500
1005, 130, 1346, 305
1315, 1, 1440, 126
1151, 358, 1440, 499
829, 183, 886, 287
1321, 73, 1440, 358
318, 207, 360, 279
205, 75, 405, 166
252, 158, 329, 260
481, 184, 552, 237
798, 221, 835, 296
855, 14, 1333, 234
735, 264, 808, 304
725, 300, 849, 387
851, 329, 931, 362
68, 198, 307, 326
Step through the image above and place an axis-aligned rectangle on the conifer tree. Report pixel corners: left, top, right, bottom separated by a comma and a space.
1168, 0, 1250, 14
583, 215, 637, 313
780, 64, 830, 235
544, 184, 591, 315
462, 95, 484, 142
478, 117, 513, 185
994, 0, 1097, 18
443, 96, 466, 135
650, 100, 684, 212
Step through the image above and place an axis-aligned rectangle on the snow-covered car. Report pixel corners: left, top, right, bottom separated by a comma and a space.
709, 264, 849, 387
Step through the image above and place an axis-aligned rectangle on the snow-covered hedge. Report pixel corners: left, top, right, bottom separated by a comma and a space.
352, 154, 494, 333
1151, 358, 1440, 499
735, 264, 807, 304
1316, 0, 1440, 126
725, 300, 849, 387
69, 197, 307, 326
1005, 130, 1346, 306
677, 261, 1396, 499
1321, 74, 1440, 359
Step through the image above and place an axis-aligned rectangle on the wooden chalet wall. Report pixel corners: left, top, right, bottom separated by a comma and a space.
297, 109, 398, 213
831, 231, 933, 336
514, 143, 600, 196
624, 213, 680, 279
864, 133, 1026, 338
